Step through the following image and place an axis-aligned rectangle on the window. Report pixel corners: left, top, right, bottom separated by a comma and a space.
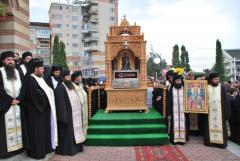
72, 25, 78, 30
66, 24, 69, 27
93, 70, 99, 76
66, 6, 69, 10
110, 8, 114, 12
56, 33, 62, 37
37, 49, 49, 54
56, 24, 62, 28
72, 34, 78, 38
73, 52, 78, 56
66, 34, 69, 36
84, 52, 89, 57
109, 0, 115, 3
72, 7, 78, 12
72, 16, 78, 21
55, 5, 62, 10
55, 14, 62, 19
110, 16, 115, 21
236, 61, 240, 65
72, 43, 78, 47
73, 62, 79, 66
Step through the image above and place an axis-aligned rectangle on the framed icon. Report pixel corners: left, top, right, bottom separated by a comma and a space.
184, 80, 208, 114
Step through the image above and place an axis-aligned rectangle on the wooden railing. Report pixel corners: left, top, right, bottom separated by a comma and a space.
87, 84, 168, 118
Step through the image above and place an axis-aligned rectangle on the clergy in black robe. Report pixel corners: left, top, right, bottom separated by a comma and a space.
152, 87, 164, 115
167, 74, 188, 145
25, 58, 58, 159
228, 88, 239, 143
17, 51, 32, 77
54, 70, 84, 156
0, 51, 29, 158
202, 72, 230, 149
46, 65, 62, 90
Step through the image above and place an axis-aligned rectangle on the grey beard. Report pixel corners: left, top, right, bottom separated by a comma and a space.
4, 65, 16, 80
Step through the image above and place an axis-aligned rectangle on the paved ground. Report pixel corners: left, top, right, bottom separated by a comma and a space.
1, 136, 240, 161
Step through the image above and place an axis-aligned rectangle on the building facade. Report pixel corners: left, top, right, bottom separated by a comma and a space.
49, 0, 118, 76
223, 49, 240, 82
0, 0, 30, 54
30, 22, 51, 66
49, 2, 82, 71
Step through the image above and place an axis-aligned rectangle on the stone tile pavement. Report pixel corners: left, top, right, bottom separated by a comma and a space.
178, 136, 240, 161
1, 136, 240, 161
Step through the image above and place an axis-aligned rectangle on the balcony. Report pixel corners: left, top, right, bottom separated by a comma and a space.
90, 8, 98, 14
90, 36, 98, 41
37, 44, 50, 48
81, 11, 89, 16
82, 28, 91, 33
90, 16, 98, 22
91, 26, 98, 32
82, 37, 90, 42
87, 0, 98, 5
91, 45, 98, 51
83, 46, 91, 51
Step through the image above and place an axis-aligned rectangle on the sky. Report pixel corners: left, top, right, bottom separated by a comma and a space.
30, 0, 240, 72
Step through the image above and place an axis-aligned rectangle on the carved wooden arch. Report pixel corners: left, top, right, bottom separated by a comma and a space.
111, 47, 140, 60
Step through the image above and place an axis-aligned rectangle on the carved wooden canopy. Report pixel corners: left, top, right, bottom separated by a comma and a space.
105, 16, 148, 89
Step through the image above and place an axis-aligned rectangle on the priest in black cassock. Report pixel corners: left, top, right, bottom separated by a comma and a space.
46, 65, 62, 89
0, 51, 28, 158
18, 51, 33, 77
25, 58, 58, 159
202, 72, 230, 148
166, 69, 176, 91
54, 70, 85, 156
167, 74, 187, 145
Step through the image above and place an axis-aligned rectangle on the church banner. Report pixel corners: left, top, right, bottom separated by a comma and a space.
184, 80, 208, 114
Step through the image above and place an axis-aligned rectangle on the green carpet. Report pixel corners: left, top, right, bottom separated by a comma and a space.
86, 108, 169, 146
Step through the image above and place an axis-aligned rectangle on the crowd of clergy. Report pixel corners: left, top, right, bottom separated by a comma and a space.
0, 51, 88, 159
0, 50, 240, 160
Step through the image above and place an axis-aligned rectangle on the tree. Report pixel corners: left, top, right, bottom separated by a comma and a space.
185, 51, 191, 72
171, 44, 180, 67
180, 45, 191, 72
0, 2, 5, 16
52, 36, 60, 65
59, 41, 68, 70
214, 39, 225, 81
52, 36, 68, 70
180, 45, 186, 67
147, 49, 167, 77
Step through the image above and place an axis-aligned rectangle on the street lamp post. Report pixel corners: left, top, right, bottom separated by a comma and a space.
153, 57, 160, 80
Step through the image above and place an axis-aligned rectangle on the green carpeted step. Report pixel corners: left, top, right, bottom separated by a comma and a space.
87, 124, 167, 134
86, 133, 169, 146
89, 109, 166, 125
86, 108, 169, 146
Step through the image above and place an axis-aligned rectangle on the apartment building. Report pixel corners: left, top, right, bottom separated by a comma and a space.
49, 2, 82, 71
30, 22, 51, 66
49, 0, 118, 76
0, 0, 30, 54
223, 49, 240, 82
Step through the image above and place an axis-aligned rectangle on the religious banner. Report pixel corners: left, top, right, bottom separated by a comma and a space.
184, 80, 208, 114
